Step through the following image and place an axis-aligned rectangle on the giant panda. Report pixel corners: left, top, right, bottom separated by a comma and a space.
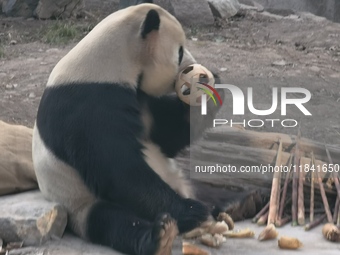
32, 2, 224, 255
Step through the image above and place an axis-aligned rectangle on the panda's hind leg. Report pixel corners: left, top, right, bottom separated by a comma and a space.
87, 201, 178, 255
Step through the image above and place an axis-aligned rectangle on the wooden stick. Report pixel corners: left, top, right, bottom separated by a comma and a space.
276, 216, 292, 227
312, 153, 333, 223
252, 202, 269, 223
276, 156, 282, 222
324, 145, 334, 189
305, 214, 327, 231
337, 203, 340, 228
257, 211, 269, 226
333, 198, 340, 224
298, 155, 305, 225
268, 139, 283, 225
255, 185, 287, 224
325, 145, 340, 202
292, 129, 301, 226
310, 152, 315, 223
277, 154, 293, 223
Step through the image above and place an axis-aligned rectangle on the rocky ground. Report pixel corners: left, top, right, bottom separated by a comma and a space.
0, 0, 340, 254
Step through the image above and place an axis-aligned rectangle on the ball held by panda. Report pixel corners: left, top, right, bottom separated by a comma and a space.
175, 64, 215, 106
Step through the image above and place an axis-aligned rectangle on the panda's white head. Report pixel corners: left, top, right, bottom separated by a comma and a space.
47, 4, 196, 97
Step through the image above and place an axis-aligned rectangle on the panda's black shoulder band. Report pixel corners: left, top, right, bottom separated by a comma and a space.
141, 9, 160, 39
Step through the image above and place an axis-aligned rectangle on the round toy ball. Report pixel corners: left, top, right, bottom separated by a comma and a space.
175, 64, 215, 106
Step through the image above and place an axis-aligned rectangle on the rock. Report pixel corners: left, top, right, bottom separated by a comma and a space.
252, 1, 264, 12
5, 84, 13, 89
295, 42, 306, 51
208, 0, 241, 19
0, 121, 37, 196
153, 0, 174, 15
9, 40, 17, 45
239, 3, 257, 10
28, 92, 35, 98
272, 60, 288, 66
284, 14, 300, 20
2, 0, 83, 19
239, 0, 263, 11
0, 191, 67, 246
7, 247, 45, 255
2, 0, 39, 17
171, 0, 214, 26
309, 66, 320, 73
34, 0, 84, 19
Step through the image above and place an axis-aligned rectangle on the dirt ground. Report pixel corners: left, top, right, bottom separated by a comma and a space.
0, 1, 339, 146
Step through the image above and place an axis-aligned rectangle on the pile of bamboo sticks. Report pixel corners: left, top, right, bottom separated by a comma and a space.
252, 129, 340, 239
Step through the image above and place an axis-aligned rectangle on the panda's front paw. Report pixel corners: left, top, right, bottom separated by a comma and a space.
176, 199, 210, 233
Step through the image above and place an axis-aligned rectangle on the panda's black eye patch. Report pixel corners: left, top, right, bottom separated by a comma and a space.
178, 46, 184, 65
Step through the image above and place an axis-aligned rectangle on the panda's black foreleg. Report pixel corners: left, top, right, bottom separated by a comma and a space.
143, 73, 225, 159
87, 201, 177, 255
97, 156, 209, 234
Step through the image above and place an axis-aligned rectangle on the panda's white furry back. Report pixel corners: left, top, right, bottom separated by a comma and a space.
32, 3, 216, 255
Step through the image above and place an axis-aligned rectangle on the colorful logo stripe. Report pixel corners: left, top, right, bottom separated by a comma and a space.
197, 87, 217, 105
197, 82, 223, 105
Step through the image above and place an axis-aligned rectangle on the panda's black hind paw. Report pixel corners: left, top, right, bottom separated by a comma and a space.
141, 213, 178, 255
176, 198, 210, 234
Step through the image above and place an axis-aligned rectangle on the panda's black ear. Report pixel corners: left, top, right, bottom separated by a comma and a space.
141, 9, 160, 39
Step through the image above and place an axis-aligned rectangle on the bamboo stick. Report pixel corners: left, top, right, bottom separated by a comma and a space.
277, 154, 293, 224
292, 129, 301, 226
257, 211, 269, 226
325, 145, 340, 202
255, 185, 287, 225
312, 153, 333, 223
333, 198, 339, 224
252, 202, 269, 223
276, 157, 282, 223
310, 152, 315, 223
276, 216, 292, 227
268, 139, 283, 225
337, 204, 340, 228
298, 156, 305, 225
305, 214, 327, 231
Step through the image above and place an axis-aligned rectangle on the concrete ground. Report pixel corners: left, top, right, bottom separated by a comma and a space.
15, 220, 340, 255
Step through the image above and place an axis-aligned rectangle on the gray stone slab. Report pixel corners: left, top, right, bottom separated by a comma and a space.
208, 0, 241, 19
2, 0, 38, 17
171, 0, 215, 26
34, 0, 84, 19
249, 0, 340, 23
0, 191, 67, 246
